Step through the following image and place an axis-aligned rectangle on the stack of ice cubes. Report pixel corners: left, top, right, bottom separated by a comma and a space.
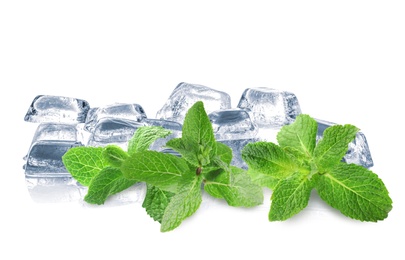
23, 83, 374, 203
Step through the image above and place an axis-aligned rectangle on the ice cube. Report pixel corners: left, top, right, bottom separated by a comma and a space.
316, 119, 374, 168
30, 123, 81, 144
87, 118, 146, 148
24, 95, 90, 123
156, 82, 231, 123
24, 140, 83, 177
220, 138, 259, 169
237, 88, 301, 128
84, 103, 147, 132
143, 118, 183, 151
23, 123, 85, 161
209, 109, 258, 140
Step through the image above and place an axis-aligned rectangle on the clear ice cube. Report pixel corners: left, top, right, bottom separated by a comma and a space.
84, 103, 147, 132
209, 109, 258, 140
220, 138, 259, 169
156, 82, 231, 123
24, 140, 83, 177
87, 118, 146, 148
237, 88, 301, 128
316, 119, 374, 168
24, 95, 90, 124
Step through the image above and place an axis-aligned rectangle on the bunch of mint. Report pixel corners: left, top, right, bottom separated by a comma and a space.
62, 101, 392, 231
242, 114, 392, 222
62, 101, 263, 232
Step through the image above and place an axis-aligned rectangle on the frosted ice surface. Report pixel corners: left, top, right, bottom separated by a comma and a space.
84, 103, 146, 132
316, 119, 374, 168
87, 118, 145, 147
156, 82, 231, 123
209, 109, 258, 140
220, 138, 259, 169
237, 88, 301, 128
24, 141, 83, 177
24, 95, 90, 123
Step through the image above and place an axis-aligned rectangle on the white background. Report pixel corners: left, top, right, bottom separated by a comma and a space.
1, 1, 404, 259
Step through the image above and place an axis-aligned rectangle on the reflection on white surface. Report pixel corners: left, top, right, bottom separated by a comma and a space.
25, 176, 146, 206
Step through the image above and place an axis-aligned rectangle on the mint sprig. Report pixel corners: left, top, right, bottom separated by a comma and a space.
242, 114, 393, 222
62, 101, 392, 230
142, 184, 175, 223
63, 101, 263, 231
121, 101, 263, 231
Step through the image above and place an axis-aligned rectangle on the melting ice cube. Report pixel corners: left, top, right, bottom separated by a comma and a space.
209, 109, 258, 140
156, 82, 231, 123
316, 118, 374, 168
84, 103, 147, 132
24, 95, 90, 124
237, 88, 301, 128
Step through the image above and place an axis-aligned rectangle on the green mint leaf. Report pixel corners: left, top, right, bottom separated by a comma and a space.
202, 142, 236, 184
314, 124, 359, 171
142, 184, 175, 223
269, 172, 313, 221
215, 141, 233, 165
209, 155, 231, 173
62, 147, 108, 186
166, 138, 200, 167
277, 114, 318, 160
103, 145, 129, 168
242, 141, 299, 188
181, 101, 216, 165
128, 126, 172, 155
204, 166, 263, 207
160, 175, 203, 232
314, 163, 392, 222
84, 166, 137, 205
121, 150, 189, 193
182, 101, 216, 153
246, 168, 281, 190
